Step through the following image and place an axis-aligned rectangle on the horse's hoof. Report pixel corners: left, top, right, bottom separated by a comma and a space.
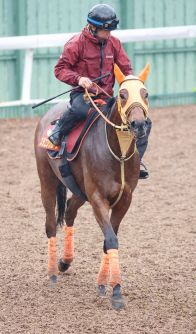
111, 296, 125, 310
97, 285, 107, 297
58, 258, 71, 272
111, 284, 125, 310
49, 275, 57, 288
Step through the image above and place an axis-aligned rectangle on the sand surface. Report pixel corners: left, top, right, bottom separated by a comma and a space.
0, 105, 195, 334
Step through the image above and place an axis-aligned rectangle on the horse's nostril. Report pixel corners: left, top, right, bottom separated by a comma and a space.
131, 121, 136, 128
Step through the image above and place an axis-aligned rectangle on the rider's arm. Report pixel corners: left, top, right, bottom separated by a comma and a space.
54, 37, 82, 86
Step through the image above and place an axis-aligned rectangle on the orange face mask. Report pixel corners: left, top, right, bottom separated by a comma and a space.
119, 75, 149, 124
114, 63, 150, 125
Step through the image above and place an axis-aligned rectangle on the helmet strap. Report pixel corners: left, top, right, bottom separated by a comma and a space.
88, 25, 108, 44
88, 24, 98, 37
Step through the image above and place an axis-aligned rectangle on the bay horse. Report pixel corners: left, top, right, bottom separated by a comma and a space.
34, 64, 150, 310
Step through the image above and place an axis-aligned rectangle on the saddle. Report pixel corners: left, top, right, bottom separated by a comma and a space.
39, 98, 114, 161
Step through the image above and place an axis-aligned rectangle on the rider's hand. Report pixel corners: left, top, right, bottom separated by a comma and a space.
78, 77, 93, 89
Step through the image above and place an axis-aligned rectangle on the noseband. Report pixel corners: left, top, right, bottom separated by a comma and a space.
126, 102, 148, 120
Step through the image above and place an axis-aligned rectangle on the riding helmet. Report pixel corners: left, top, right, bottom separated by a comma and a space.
87, 4, 119, 31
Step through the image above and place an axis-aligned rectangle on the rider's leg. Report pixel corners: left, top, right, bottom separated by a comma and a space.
136, 117, 152, 179
48, 93, 89, 146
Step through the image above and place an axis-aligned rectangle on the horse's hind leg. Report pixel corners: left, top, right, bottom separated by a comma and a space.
39, 167, 59, 284
58, 195, 85, 273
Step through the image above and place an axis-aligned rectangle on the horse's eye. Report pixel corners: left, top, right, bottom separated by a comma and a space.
120, 92, 126, 99
119, 89, 128, 101
145, 92, 149, 99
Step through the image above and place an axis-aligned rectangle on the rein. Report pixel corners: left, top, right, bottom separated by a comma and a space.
105, 122, 138, 208
85, 84, 127, 130
85, 83, 138, 208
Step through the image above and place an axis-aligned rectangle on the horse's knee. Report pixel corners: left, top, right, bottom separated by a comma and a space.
46, 222, 56, 238
45, 213, 56, 238
104, 235, 118, 252
46, 228, 56, 238
65, 204, 77, 224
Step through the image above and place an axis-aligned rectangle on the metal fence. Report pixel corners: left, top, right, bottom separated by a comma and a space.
0, 0, 196, 118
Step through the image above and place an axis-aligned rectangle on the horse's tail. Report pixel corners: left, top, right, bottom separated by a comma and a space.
56, 183, 67, 227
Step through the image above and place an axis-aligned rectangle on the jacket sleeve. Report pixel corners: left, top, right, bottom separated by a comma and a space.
54, 38, 81, 86
113, 38, 134, 75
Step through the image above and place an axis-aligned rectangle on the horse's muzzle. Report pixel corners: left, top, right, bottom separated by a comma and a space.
128, 120, 148, 138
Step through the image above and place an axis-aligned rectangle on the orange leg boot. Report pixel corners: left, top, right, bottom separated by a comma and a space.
108, 249, 125, 310
58, 226, 74, 273
48, 237, 58, 283
97, 253, 110, 296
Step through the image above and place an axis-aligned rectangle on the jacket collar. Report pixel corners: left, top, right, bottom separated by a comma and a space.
82, 26, 109, 45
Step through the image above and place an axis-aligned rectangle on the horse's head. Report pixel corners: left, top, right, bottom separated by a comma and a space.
115, 64, 150, 138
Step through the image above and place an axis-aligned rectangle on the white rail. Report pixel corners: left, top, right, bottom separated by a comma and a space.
0, 25, 195, 107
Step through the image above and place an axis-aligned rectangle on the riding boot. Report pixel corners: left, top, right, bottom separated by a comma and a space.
139, 161, 149, 179
136, 118, 152, 179
49, 92, 90, 146
48, 120, 62, 146
48, 110, 78, 146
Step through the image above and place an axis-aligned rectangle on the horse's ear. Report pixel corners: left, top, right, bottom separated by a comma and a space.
138, 63, 150, 82
114, 64, 125, 85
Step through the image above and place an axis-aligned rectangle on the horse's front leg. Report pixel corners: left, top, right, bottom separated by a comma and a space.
58, 195, 85, 273
97, 252, 109, 296
109, 192, 133, 306
91, 192, 124, 310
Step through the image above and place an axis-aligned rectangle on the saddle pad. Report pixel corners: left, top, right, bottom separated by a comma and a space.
39, 126, 60, 152
39, 120, 86, 154
39, 110, 100, 160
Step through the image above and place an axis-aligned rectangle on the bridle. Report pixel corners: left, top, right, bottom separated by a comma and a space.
85, 79, 148, 208
85, 77, 149, 129
117, 77, 149, 124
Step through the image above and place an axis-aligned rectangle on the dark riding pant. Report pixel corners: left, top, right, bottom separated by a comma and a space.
59, 91, 111, 135
59, 92, 89, 135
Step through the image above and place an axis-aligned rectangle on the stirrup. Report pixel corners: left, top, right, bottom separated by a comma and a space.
48, 123, 62, 146
48, 133, 61, 146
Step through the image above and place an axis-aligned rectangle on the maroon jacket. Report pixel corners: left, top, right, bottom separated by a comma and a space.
54, 27, 133, 96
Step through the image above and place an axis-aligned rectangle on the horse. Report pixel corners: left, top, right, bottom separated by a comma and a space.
34, 64, 150, 310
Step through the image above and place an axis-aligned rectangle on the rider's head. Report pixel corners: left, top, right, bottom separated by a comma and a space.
87, 4, 119, 40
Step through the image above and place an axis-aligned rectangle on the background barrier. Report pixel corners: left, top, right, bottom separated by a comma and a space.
0, 0, 195, 117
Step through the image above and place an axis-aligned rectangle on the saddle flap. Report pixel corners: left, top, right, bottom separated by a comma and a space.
39, 109, 100, 160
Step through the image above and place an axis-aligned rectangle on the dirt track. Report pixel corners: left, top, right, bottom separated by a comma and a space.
0, 105, 195, 334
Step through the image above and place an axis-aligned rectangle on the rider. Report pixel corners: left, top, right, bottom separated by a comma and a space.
49, 3, 151, 179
